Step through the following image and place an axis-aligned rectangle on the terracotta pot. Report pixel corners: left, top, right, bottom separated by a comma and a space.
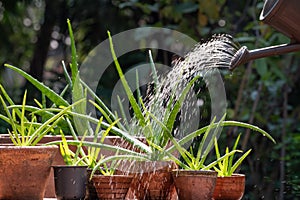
92, 174, 133, 200
0, 145, 58, 200
0, 135, 146, 198
53, 165, 87, 200
124, 161, 177, 200
172, 170, 217, 200
212, 174, 245, 200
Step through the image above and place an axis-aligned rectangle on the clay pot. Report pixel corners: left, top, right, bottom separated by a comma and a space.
0, 135, 150, 198
124, 161, 177, 200
0, 145, 58, 200
212, 174, 245, 200
172, 170, 217, 200
53, 165, 87, 200
92, 174, 133, 200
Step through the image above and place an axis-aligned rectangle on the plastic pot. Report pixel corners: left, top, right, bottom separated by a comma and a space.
53, 165, 87, 200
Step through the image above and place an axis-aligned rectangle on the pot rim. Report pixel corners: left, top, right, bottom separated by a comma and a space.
52, 165, 88, 169
217, 173, 246, 178
172, 169, 217, 177
92, 174, 133, 178
0, 145, 58, 149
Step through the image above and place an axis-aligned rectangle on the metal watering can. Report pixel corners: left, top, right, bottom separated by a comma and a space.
230, 0, 300, 70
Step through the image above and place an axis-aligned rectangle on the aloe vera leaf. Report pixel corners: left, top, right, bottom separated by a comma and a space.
65, 118, 90, 165
196, 116, 218, 163
72, 75, 89, 135
229, 149, 252, 176
222, 121, 275, 143
202, 150, 239, 171
148, 50, 158, 91
214, 137, 223, 170
90, 154, 150, 177
4, 64, 69, 107
164, 76, 201, 141
224, 147, 229, 175
62, 60, 72, 88
20, 90, 27, 144
100, 119, 120, 144
0, 94, 20, 145
0, 85, 29, 123
27, 99, 85, 145
80, 80, 124, 130
228, 133, 241, 171
201, 115, 226, 161
166, 119, 275, 155
67, 20, 90, 135
147, 111, 192, 167
60, 133, 73, 165
108, 31, 146, 127
67, 19, 79, 85
89, 100, 113, 125
61, 110, 152, 153
49, 140, 149, 160
117, 95, 129, 130
135, 69, 142, 108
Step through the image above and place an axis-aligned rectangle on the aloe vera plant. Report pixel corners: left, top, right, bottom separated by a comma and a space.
2, 20, 150, 152
213, 133, 251, 177
165, 116, 237, 170
106, 31, 275, 164
0, 85, 82, 146
149, 114, 246, 171
44, 23, 276, 171
3, 20, 122, 134
58, 132, 86, 166
57, 113, 125, 168
46, 99, 151, 176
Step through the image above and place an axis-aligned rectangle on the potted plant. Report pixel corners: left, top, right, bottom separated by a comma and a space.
0, 34, 103, 197
167, 116, 275, 200
53, 134, 151, 200
1, 20, 162, 200
57, 101, 152, 200
50, 105, 117, 200
103, 32, 277, 200
169, 117, 234, 200
89, 155, 134, 200
52, 132, 88, 200
3, 20, 149, 197
0, 87, 75, 200
212, 133, 251, 200
47, 100, 147, 200
60, 114, 124, 200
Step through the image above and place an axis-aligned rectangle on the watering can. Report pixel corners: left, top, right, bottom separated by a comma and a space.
230, 0, 300, 70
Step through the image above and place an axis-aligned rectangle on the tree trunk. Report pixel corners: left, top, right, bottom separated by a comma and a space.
26, 0, 60, 101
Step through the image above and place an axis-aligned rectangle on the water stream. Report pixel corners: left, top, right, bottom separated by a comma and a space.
132, 34, 240, 152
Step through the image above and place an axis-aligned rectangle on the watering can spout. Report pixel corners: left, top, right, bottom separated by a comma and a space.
230, 0, 300, 70
230, 43, 300, 70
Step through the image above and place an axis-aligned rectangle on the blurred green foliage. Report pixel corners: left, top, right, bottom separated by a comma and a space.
0, 0, 299, 199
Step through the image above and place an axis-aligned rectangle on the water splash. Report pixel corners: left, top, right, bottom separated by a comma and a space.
158, 34, 239, 98
144, 34, 240, 144
116, 34, 240, 153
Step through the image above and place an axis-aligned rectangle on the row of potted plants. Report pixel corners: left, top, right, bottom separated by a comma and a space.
0, 20, 276, 200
